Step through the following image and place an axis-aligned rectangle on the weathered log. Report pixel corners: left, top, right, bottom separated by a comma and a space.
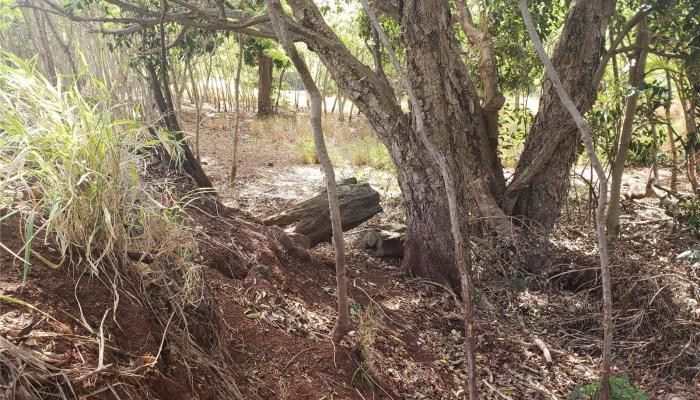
263, 179, 382, 246
359, 224, 406, 257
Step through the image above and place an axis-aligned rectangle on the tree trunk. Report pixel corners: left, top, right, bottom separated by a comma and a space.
256, 46, 274, 116
187, 61, 202, 162
607, 15, 650, 236
230, 33, 245, 181
507, 0, 616, 229
27, 6, 57, 86
263, 179, 382, 246
675, 76, 699, 191
665, 69, 679, 191
286, 0, 616, 280
266, 0, 350, 343
145, 60, 213, 188
275, 66, 286, 111
517, 3, 612, 398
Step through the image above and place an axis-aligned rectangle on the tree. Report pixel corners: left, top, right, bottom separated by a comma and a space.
607, 5, 651, 235
517, 2, 613, 398
264, 0, 349, 343
254, 40, 273, 116
36, 0, 618, 285
360, 0, 479, 396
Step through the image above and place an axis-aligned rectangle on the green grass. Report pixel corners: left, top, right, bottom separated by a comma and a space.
344, 135, 393, 171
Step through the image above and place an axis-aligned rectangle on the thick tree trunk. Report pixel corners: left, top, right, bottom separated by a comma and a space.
507, 0, 616, 229
256, 46, 274, 116
288, 0, 506, 285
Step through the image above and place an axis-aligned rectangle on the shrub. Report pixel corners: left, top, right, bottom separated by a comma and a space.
570, 376, 650, 400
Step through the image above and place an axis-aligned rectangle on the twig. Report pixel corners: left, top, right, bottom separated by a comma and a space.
282, 345, 316, 370
482, 379, 513, 400
533, 337, 553, 364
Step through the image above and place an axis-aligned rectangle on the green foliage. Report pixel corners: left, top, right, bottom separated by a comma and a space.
570, 376, 650, 400
679, 196, 700, 234
486, 0, 567, 92
498, 103, 534, 166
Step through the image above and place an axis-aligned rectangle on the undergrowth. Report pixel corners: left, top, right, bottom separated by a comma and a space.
570, 375, 650, 400
0, 54, 241, 398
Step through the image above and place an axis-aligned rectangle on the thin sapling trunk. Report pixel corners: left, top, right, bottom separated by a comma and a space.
230, 33, 244, 181
265, 0, 350, 343
518, 1, 613, 398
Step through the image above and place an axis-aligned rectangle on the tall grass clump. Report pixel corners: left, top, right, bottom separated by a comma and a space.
0, 54, 166, 274
345, 135, 393, 171
0, 54, 242, 399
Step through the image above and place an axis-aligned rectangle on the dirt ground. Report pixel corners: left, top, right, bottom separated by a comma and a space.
187, 109, 699, 399
0, 107, 698, 399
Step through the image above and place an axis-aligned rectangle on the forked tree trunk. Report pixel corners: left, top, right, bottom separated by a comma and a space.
507, 0, 616, 229
286, 0, 616, 281
256, 46, 274, 116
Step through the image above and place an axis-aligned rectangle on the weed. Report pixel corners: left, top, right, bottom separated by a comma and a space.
345, 135, 393, 171
0, 53, 242, 398
295, 134, 320, 165
570, 375, 650, 400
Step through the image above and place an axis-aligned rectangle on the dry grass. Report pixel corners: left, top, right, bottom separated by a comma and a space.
249, 113, 392, 170
0, 54, 242, 399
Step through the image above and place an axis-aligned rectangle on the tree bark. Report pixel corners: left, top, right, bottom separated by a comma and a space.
361, 2, 482, 397
507, 0, 616, 229
256, 45, 274, 116
230, 33, 245, 181
263, 180, 382, 246
607, 14, 650, 236
455, 0, 505, 157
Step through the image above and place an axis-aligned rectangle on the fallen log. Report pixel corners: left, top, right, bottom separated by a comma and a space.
359, 224, 405, 257
263, 179, 382, 246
